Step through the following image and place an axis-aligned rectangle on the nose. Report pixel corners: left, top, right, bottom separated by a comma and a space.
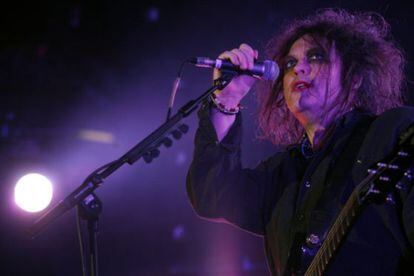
293, 59, 310, 76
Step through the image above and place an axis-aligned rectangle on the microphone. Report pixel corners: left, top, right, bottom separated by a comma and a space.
189, 57, 279, 81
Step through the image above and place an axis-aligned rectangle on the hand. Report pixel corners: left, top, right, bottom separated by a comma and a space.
213, 43, 259, 107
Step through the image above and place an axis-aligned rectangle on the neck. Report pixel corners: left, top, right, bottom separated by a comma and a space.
304, 122, 326, 149
297, 111, 337, 150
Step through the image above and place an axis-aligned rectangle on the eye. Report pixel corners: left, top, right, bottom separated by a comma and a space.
284, 58, 297, 70
307, 51, 326, 63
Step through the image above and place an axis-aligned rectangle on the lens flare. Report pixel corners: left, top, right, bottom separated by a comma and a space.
14, 173, 53, 212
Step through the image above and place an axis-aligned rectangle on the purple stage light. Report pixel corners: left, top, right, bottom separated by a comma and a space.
242, 256, 253, 271
78, 129, 115, 144
146, 6, 160, 22
175, 152, 187, 165
172, 224, 186, 240
14, 173, 53, 212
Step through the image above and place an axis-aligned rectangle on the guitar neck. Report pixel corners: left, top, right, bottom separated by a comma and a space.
304, 188, 365, 276
301, 127, 414, 276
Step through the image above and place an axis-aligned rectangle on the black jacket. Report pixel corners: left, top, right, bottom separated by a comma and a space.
187, 104, 414, 275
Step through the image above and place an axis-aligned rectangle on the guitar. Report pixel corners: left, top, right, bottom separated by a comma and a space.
291, 125, 414, 276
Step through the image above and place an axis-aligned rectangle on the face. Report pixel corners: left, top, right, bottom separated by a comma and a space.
282, 35, 342, 124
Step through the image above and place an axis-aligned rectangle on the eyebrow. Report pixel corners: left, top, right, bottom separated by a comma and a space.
285, 46, 326, 60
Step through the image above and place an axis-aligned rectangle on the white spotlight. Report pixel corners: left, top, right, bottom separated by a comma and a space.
14, 173, 53, 212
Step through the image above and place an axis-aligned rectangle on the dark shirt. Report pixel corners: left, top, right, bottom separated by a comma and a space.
186, 103, 414, 275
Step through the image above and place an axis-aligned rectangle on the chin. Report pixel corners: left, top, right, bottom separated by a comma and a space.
288, 97, 316, 115
298, 96, 319, 111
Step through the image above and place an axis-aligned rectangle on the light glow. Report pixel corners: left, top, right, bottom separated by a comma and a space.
14, 173, 53, 212
78, 129, 115, 144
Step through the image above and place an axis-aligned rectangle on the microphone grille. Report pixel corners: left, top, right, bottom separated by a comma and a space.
262, 60, 279, 81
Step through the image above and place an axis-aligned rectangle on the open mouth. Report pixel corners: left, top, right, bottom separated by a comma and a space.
293, 81, 311, 92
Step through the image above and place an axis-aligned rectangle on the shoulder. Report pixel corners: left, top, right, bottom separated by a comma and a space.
357, 106, 414, 166
374, 106, 414, 126
367, 106, 414, 143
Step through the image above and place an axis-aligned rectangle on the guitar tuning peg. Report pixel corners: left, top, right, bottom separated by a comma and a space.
367, 169, 378, 175
398, 151, 409, 157
379, 176, 390, 182
387, 164, 399, 170
377, 162, 387, 168
395, 182, 406, 191
386, 194, 396, 205
404, 171, 413, 180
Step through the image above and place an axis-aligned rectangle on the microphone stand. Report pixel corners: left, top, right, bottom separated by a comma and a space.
77, 193, 102, 276
26, 72, 236, 276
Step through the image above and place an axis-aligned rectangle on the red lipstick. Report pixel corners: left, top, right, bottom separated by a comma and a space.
292, 80, 311, 92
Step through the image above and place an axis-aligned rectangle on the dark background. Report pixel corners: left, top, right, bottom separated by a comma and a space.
1, 0, 413, 275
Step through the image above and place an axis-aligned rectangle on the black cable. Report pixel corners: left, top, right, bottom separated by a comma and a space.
166, 60, 187, 121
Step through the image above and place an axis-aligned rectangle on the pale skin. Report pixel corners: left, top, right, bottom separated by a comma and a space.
211, 35, 343, 149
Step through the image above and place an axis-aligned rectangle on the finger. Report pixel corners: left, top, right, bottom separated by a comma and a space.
239, 43, 255, 69
218, 51, 241, 66
214, 51, 240, 81
230, 48, 248, 70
